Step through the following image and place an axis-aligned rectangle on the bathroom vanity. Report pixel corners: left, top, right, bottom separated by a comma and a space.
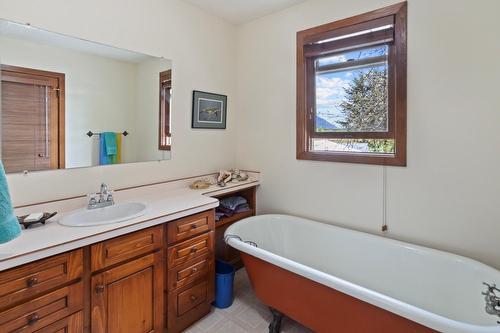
0, 173, 259, 333
0, 210, 213, 333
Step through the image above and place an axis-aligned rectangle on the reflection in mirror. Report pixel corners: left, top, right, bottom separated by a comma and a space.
159, 70, 171, 151
0, 19, 172, 174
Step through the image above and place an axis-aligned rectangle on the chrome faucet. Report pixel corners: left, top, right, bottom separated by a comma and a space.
87, 183, 115, 209
482, 282, 500, 319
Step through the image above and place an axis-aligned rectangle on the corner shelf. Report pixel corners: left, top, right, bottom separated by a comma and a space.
211, 185, 257, 269
215, 209, 255, 228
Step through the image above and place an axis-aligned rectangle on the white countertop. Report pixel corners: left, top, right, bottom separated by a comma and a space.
0, 173, 259, 271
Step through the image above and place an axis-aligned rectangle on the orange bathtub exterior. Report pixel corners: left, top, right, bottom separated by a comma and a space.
241, 253, 438, 333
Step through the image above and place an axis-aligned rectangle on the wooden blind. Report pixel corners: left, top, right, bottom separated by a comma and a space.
304, 16, 395, 58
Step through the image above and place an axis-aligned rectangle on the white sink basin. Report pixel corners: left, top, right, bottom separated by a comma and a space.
59, 202, 148, 227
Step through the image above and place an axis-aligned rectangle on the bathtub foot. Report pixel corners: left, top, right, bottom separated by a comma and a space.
268, 308, 283, 333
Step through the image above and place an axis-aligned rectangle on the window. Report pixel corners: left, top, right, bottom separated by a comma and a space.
159, 70, 171, 150
296, 2, 407, 166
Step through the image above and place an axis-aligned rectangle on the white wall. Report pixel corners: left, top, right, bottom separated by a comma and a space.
2, 0, 499, 270
0, 0, 237, 205
235, 0, 500, 268
0, 36, 139, 167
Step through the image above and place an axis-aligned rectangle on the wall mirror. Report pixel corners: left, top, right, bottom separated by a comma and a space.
0, 19, 172, 174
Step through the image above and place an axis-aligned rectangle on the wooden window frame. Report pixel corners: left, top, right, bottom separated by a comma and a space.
159, 70, 171, 151
296, 2, 407, 166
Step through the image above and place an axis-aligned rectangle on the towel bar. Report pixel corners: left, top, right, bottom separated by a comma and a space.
87, 131, 128, 137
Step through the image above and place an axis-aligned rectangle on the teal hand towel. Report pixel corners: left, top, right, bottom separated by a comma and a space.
103, 132, 117, 156
0, 162, 21, 244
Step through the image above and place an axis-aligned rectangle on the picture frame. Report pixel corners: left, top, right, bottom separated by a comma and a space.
191, 90, 227, 129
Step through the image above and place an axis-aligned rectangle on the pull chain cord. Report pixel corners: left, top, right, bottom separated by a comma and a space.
381, 166, 388, 232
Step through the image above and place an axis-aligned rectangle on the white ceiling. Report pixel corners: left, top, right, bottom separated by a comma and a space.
183, 0, 306, 24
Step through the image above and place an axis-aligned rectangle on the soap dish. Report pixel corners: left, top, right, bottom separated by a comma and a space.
17, 212, 58, 229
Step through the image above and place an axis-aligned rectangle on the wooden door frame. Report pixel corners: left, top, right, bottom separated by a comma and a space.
1, 64, 66, 169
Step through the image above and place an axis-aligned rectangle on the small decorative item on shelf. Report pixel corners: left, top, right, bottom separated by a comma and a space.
217, 170, 232, 187
189, 178, 212, 190
17, 212, 57, 229
216, 169, 249, 187
231, 169, 249, 182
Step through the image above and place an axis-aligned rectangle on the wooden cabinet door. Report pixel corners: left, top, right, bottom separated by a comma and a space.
91, 252, 164, 333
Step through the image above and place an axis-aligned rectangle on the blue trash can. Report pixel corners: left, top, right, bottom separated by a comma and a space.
213, 259, 235, 308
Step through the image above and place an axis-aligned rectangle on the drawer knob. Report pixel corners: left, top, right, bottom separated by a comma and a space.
190, 295, 197, 302
191, 267, 198, 273
190, 224, 197, 229
95, 284, 105, 293
26, 276, 39, 288
27, 313, 40, 325
190, 247, 198, 253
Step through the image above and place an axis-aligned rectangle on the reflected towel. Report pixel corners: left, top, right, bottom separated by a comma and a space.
99, 135, 112, 165
103, 132, 117, 155
99, 132, 122, 165
115, 133, 122, 164
0, 162, 21, 244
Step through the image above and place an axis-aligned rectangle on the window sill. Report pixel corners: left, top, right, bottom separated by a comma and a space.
296, 150, 406, 166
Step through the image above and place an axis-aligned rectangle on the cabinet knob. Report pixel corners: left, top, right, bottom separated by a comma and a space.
190, 247, 198, 253
95, 284, 105, 293
26, 276, 38, 288
191, 267, 198, 273
27, 313, 40, 325
190, 295, 197, 302
190, 224, 197, 229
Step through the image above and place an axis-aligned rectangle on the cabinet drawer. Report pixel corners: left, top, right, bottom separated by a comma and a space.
167, 232, 213, 269
177, 280, 207, 316
0, 249, 83, 309
167, 280, 211, 333
34, 311, 83, 333
167, 253, 213, 291
167, 210, 214, 245
0, 282, 83, 333
91, 225, 163, 271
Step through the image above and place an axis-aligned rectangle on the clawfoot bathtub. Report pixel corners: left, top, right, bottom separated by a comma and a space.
225, 215, 500, 333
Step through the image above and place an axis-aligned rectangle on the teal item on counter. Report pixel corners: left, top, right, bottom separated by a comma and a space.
0, 161, 21, 244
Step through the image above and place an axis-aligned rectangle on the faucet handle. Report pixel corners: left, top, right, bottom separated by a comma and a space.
87, 194, 98, 209
106, 190, 114, 203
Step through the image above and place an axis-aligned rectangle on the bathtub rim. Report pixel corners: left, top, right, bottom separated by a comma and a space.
225, 214, 500, 333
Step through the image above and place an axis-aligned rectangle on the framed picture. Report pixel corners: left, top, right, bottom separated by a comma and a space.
192, 90, 227, 129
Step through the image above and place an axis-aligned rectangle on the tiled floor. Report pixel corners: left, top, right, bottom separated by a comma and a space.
185, 269, 313, 333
